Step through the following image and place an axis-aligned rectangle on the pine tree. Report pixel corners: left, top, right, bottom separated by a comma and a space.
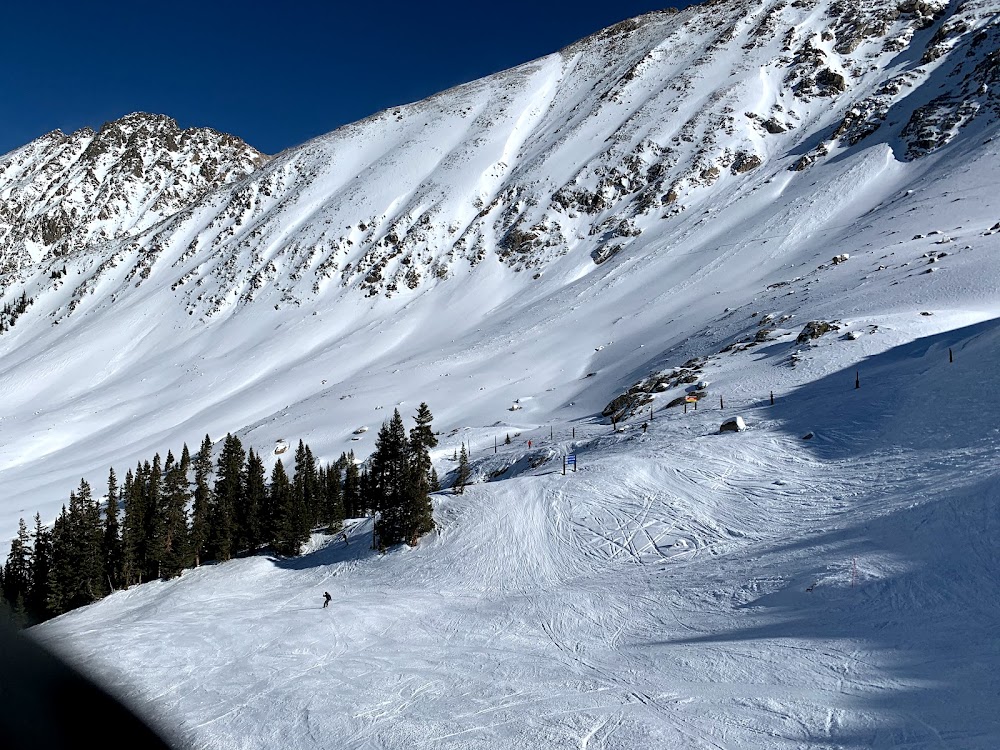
160, 456, 190, 579
143, 455, 165, 580
120, 466, 144, 586
28, 514, 52, 623
269, 459, 306, 556
342, 452, 360, 519
77, 479, 106, 601
190, 434, 213, 566
293, 440, 320, 531
405, 403, 437, 543
48, 481, 106, 613
371, 409, 412, 547
102, 467, 122, 592
208, 434, 245, 561
359, 469, 373, 520
321, 461, 344, 533
3, 519, 32, 625
240, 448, 267, 553
455, 444, 471, 495
305, 444, 322, 524
46, 505, 70, 614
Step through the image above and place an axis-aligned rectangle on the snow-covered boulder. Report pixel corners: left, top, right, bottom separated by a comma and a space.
719, 416, 746, 433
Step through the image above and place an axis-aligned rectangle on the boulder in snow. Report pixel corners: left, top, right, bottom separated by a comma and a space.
796, 320, 841, 343
719, 416, 746, 433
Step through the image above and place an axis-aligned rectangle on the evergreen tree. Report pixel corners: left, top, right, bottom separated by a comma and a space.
304, 444, 322, 525
269, 459, 306, 556
77, 479, 106, 601
239, 448, 267, 553
190, 435, 213, 566
3, 519, 31, 625
359, 468, 373, 520
321, 461, 344, 533
342, 452, 360, 519
143, 455, 165, 580
48, 480, 105, 613
102, 467, 123, 592
160, 456, 190, 579
46, 506, 71, 616
120, 467, 144, 586
28, 514, 52, 623
455, 444, 471, 495
293, 440, 320, 530
208, 434, 245, 561
405, 403, 437, 543
371, 409, 412, 547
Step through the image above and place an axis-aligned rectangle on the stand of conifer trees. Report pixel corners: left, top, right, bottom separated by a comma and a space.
1, 404, 439, 627
368, 404, 438, 549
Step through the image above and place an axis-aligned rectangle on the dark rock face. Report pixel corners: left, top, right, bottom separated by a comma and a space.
796, 320, 842, 343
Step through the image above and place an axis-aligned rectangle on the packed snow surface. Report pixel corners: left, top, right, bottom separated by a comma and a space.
34, 320, 1000, 747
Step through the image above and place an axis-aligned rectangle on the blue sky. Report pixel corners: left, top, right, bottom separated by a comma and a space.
1, 1, 697, 156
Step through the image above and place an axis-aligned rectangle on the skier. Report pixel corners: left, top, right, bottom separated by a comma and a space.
322, 592, 332, 608
642, 422, 648, 433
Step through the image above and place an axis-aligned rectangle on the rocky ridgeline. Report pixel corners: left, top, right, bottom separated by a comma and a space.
1, 0, 998, 321
0, 113, 268, 280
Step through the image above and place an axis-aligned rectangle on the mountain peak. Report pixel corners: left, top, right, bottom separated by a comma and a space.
0, 113, 267, 278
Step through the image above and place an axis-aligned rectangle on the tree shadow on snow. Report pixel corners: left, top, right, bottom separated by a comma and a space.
266, 518, 379, 571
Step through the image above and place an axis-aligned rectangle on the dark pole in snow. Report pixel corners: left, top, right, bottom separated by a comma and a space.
572, 427, 575, 439
949, 348, 953, 363
855, 371, 860, 389
720, 395, 724, 409
770, 391, 774, 406
494, 436, 497, 454
550, 426, 553, 440
562, 457, 566, 476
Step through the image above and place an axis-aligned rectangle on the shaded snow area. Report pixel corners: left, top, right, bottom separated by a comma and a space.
33, 318, 1000, 749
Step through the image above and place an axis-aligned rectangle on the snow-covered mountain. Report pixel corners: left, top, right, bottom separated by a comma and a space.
5, 0, 1000, 744
0, 112, 267, 278
5, 0, 998, 532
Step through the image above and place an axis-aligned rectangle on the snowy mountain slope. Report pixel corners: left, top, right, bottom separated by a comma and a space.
3, 0, 1000, 544
32, 316, 1000, 749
